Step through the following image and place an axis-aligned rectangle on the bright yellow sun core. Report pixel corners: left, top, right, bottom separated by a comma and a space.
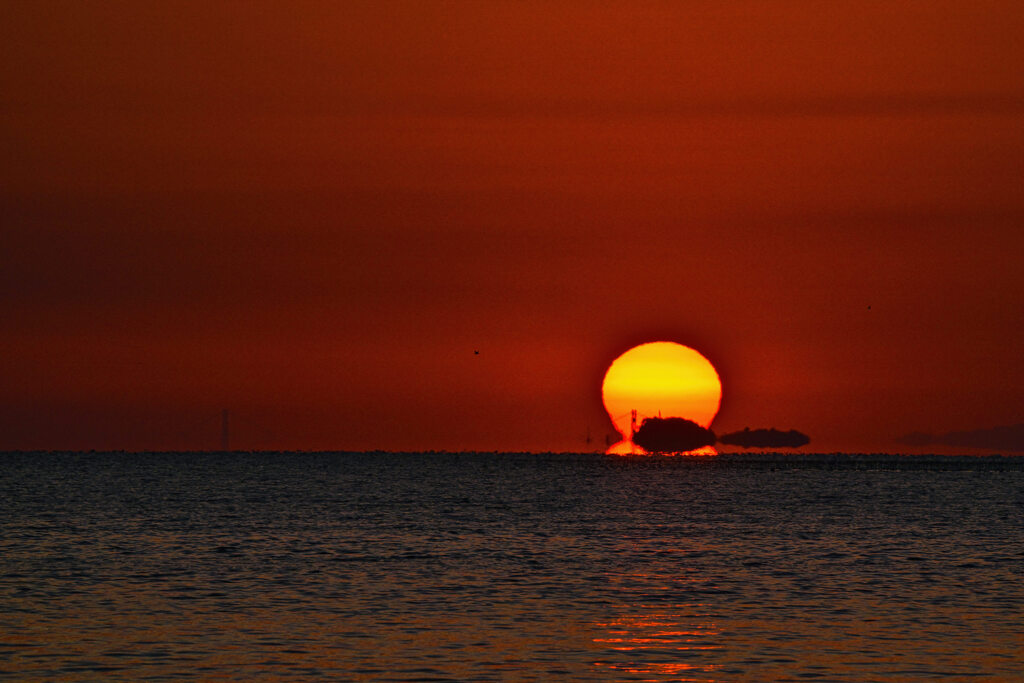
602, 341, 722, 453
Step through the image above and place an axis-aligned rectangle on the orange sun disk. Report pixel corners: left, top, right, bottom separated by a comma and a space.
602, 342, 722, 454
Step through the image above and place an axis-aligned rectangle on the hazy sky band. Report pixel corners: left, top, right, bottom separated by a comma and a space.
2, 1, 1022, 451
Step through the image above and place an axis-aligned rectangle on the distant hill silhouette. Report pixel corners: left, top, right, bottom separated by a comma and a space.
897, 423, 1024, 451
632, 417, 716, 453
719, 427, 810, 449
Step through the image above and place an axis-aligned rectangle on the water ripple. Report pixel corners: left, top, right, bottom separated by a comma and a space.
1, 452, 1021, 680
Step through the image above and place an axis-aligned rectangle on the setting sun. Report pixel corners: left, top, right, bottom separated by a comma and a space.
602, 342, 722, 453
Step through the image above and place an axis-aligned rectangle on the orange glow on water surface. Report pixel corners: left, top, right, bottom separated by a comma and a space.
592, 607, 723, 679
602, 342, 722, 454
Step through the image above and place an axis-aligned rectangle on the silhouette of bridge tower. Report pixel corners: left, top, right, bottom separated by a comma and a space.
221, 409, 230, 451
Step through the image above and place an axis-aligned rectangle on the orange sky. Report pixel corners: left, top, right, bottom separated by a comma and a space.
2, 1, 1022, 451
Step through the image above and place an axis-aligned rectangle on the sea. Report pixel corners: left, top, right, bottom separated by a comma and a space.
1, 451, 1021, 681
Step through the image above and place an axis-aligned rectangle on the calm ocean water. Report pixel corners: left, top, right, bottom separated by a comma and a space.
1, 452, 1021, 681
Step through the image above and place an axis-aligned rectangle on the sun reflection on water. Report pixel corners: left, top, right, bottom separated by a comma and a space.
592, 606, 723, 680
591, 568, 725, 681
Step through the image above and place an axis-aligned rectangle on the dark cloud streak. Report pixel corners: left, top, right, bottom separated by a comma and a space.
898, 424, 1024, 452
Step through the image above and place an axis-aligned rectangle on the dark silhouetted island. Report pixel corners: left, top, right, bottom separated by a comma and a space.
632, 417, 716, 453
719, 427, 810, 449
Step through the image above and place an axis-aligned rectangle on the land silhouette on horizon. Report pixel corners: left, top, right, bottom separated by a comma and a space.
719, 427, 811, 449
631, 417, 716, 453
629, 418, 811, 453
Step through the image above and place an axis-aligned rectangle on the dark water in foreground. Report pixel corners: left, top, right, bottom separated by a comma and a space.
1, 452, 1022, 681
